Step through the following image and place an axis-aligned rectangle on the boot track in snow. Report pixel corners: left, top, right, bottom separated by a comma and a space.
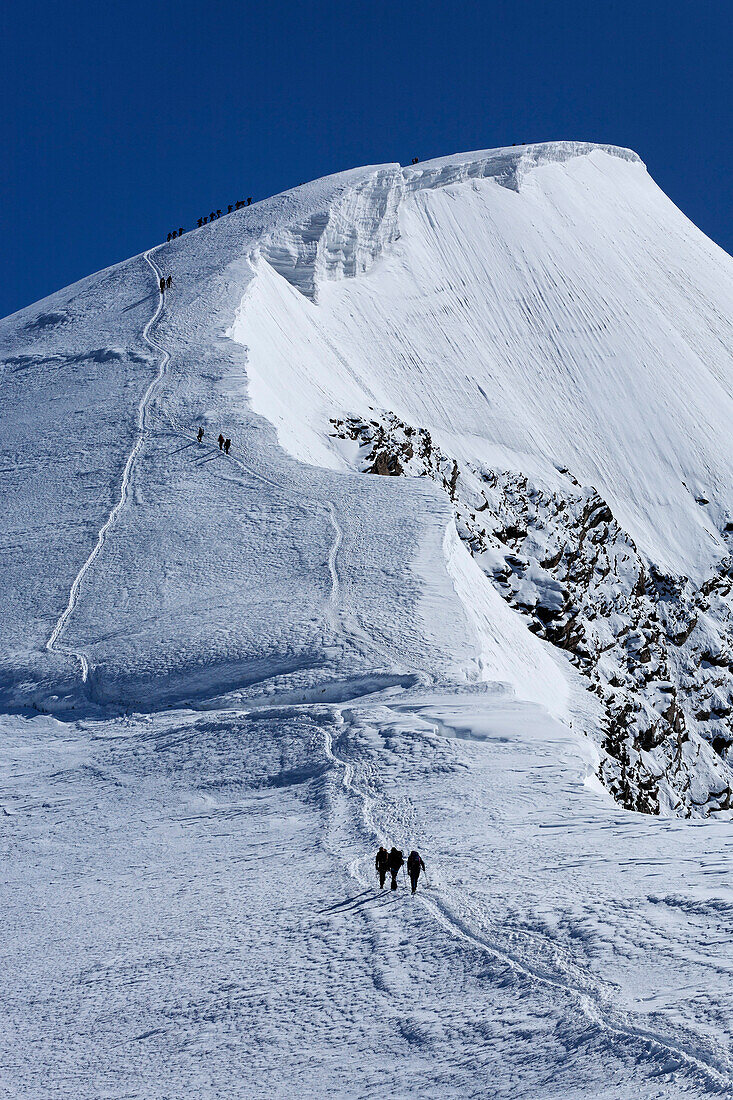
322, 705, 733, 1092
45, 248, 172, 684
318, 551, 733, 1094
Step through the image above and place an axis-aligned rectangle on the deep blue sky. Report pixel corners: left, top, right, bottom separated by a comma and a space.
2, 0, 731, 318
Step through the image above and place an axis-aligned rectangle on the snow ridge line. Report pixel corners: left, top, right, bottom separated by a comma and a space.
321, 708, 732, 1092
46, 248, 171, 680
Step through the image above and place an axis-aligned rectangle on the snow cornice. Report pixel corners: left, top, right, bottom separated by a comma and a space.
260, 141, 645, 301
402, 141, 645, 194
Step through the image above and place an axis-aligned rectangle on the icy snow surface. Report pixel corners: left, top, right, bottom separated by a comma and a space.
1, 142, 732, 1097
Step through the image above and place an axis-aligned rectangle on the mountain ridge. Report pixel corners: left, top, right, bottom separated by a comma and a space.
2, 140, 733, 1098
1, 141, 731, 820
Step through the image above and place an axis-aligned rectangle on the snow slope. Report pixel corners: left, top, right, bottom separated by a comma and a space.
231, 141, 733, 815
3, 687, 732, 1098
235, 143, 733, 582
1, 142, 732, 1097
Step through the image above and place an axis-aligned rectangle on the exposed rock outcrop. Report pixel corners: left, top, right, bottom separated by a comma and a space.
332, 411, 733, 818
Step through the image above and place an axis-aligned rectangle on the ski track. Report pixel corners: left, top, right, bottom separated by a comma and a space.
323, 499, 401, 668
45, 248, 171, 681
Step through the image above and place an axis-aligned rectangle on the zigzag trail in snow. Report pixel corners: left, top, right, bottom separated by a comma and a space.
319, 514, 733, 1095
45, 248, 171, 681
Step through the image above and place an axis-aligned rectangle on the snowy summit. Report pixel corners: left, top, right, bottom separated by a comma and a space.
1, 141, 732, 1097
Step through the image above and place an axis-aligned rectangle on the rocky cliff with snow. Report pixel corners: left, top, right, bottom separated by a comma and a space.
331, 411, 733, 817
237, 141, 733, 818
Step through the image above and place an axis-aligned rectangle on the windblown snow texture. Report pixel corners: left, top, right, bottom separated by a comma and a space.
1, 142, 732, 1098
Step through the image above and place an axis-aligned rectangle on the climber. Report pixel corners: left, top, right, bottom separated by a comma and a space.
224, 438, 231, 455
406, 850, 426, 894
218, 434, 224, 450
166, 275, 172, 289
387, 847, 404, 891
197, 426, 204, 443
375, 846, 389, 889
159, 277, 165, 294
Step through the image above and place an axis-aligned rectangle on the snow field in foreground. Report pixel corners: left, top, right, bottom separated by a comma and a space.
1, 684, 731, 1097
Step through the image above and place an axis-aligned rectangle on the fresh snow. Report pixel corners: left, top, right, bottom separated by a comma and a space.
1, 141, 732, 1098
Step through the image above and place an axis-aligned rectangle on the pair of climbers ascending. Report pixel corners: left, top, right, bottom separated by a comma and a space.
375, 846, 426, 894
195, 427, 231, 454
159, 275, 172, 293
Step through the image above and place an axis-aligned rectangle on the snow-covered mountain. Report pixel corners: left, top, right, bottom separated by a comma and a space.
1, 142, 732, 1097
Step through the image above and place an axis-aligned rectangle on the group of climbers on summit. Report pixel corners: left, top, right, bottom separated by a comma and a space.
375, 846, 426, 894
